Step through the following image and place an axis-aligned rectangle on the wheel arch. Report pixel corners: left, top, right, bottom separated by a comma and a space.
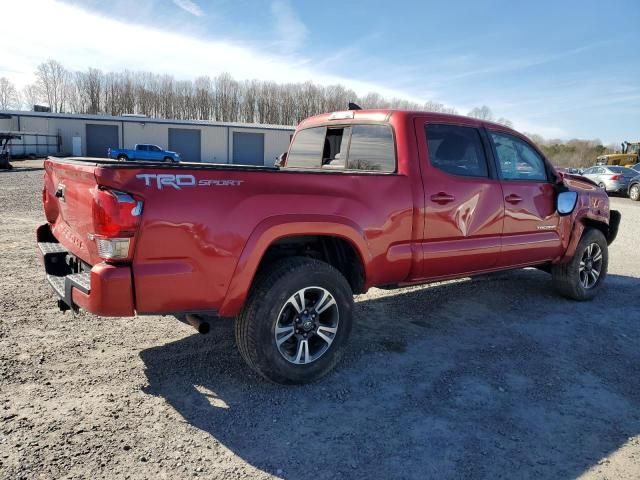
219, 216, 371, 317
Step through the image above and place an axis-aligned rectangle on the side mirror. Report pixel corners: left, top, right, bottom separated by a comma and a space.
557, 191, 578, 216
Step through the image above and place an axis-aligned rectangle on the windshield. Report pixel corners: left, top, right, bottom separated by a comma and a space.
627, 144, 640, 155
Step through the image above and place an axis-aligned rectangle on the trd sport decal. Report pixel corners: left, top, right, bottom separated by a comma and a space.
136, 174, 244, 190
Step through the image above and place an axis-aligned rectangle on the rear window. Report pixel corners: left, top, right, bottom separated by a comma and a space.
286, 124, 395, 172
287, 127, 325, 168
347, 125, 395, 172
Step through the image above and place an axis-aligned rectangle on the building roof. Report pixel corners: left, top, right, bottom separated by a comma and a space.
0, 110, 296, 131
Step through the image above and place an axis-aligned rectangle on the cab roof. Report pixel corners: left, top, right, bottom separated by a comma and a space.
298, 109, 517, 133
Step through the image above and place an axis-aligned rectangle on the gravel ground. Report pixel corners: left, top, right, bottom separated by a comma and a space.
1, 159, 639, 480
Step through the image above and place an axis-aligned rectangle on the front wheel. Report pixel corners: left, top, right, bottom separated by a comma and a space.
630, 184, 640, 201
551, 228, 608, 301
163, 156, 173, 163
235, 257, 353, 384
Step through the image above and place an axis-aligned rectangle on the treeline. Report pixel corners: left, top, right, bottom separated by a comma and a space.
526, 133, 612, 168
0, 59, 612, 166
3, 59, 466, 125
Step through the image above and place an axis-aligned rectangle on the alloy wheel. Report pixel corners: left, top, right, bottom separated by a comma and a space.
274, 286, 339, 365
579, 242, 603, 289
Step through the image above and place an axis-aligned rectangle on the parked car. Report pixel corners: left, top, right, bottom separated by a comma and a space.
37, 109, 621, 384
108, 144, 180, 162
628, 174, 640, 201
554, 167, 582, 177
580, 165, 636, 194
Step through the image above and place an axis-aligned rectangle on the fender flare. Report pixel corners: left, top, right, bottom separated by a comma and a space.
218, 214, 371, 317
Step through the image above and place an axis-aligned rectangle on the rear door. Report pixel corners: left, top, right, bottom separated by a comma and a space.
488, 130, 563, 266
136, 145, 149, 160
416, 119, 505, 278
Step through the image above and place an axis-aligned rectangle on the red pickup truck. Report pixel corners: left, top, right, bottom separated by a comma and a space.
38, 109, 620, 384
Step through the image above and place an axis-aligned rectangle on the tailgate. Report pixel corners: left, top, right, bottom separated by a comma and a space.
43, 158, 102, 265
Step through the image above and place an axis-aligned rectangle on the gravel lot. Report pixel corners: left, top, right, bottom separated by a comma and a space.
1, 160, 639, 480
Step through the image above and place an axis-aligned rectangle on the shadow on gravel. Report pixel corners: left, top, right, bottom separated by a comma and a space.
0, 167, 45, 173
140, 270, 640, 479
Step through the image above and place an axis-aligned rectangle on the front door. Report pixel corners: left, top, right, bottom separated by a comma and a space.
416, 120, 505, 279
487, 130, 562, 266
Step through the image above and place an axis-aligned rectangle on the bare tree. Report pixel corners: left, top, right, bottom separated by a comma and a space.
0, 77, 20, 109
496, 117, 513, 128
19, 59, 482, 126
21, 84, 41, 110
35, 60, 71, 112
467, 105, 493, 121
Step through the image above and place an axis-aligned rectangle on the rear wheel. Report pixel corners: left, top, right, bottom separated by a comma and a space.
598, 182, 606, 190
551, 228, 608, 301
630, 184, 640, 201
235, 257, 353, 384
163, 156, 173, 163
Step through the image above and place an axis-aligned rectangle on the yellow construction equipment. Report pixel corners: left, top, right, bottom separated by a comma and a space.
596, 141, 639, 166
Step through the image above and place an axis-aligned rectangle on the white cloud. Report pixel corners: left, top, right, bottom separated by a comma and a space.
0, 0, 414, 103
172, 0, 204, 17
270, 0, 308, 52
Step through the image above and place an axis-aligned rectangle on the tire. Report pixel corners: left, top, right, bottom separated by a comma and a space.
117, 155, 128, 161
551, 228, 608, 301
163, 156, 173, 163
630, 184, 640, 201
235, 257, 353, 384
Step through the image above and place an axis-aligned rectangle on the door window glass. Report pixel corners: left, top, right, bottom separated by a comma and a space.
425, 124, 489, 177
491, 132, 548, 181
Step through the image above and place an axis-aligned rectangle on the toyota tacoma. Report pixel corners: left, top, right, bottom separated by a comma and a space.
37, 109, 621, 384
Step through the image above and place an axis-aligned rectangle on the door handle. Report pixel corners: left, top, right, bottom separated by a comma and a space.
430, 192, 455, 204
505, 194, 522, 204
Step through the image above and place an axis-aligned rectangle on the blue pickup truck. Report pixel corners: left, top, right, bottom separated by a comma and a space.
107, 144, 181, 162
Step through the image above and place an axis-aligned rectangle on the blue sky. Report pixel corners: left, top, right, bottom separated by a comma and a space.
4, 0, 640, 143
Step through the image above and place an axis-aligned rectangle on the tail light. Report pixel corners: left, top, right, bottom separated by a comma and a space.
91, 187, 143, 261
610, 174, 622, 180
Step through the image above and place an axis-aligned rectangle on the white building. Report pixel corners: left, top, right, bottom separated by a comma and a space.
0, 110, 294, 165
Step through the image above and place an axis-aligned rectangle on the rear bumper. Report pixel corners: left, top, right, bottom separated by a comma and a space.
605, 181, 630, 193
37, 223, 135, 316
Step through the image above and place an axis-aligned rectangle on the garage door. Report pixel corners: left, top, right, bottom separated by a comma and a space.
168, 128, 201, 162
233, 132, 264, 165
86, 124, 119, 158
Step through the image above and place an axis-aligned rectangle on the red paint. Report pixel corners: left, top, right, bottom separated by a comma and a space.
39, 110, 615, 318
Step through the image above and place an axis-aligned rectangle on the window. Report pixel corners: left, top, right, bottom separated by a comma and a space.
582, 167, 595, 175
138, 145, 148, 151
150, 145, 161, 152
347, 125, 395, 172
491, 132, 548, 181
287, 127, 325, 168
286, 124, 396, 172
322, 127, 350, 169
425, 124, 489, 177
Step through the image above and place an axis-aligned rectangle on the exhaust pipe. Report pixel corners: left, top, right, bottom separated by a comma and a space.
183, 314, 210, 334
